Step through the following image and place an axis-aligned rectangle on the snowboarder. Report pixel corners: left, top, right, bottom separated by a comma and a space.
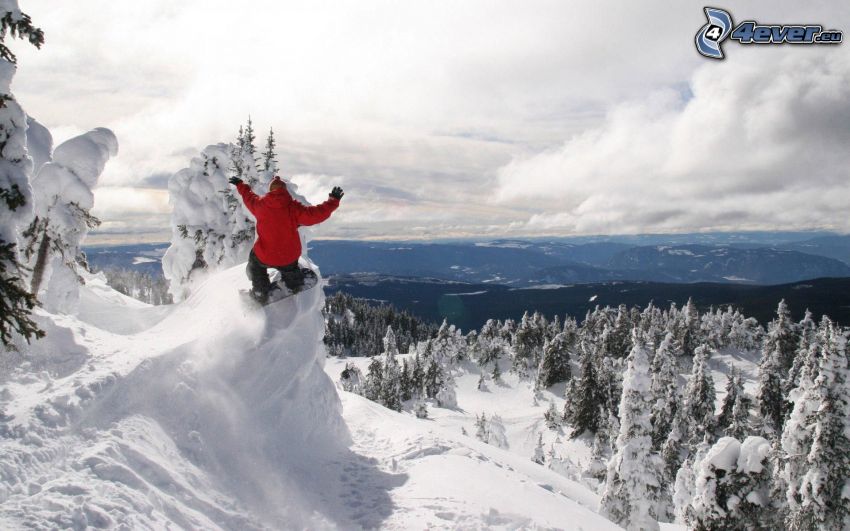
229, 175, 343, 304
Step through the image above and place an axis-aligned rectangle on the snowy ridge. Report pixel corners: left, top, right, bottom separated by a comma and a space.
0, 261, 629, 529
1, 263, 350, 529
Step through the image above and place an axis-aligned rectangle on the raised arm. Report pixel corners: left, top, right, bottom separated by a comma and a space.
292, 187, 343, 226
233, 180, 260, 215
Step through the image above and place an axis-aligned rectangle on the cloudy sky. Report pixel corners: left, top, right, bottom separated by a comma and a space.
12, 0, 850, 242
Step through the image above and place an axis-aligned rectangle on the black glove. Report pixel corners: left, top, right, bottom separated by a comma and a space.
330, 186, 344, 200
228, 177, 242, 186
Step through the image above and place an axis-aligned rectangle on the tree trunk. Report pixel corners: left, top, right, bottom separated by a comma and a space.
30, 228, 50, 297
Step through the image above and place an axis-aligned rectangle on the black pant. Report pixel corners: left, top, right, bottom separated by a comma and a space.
246, 250, 304, 295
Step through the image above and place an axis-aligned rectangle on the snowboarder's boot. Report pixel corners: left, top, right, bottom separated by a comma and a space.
249, 288, 269, 305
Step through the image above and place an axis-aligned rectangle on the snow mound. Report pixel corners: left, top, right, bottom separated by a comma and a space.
1, 263, 349, 529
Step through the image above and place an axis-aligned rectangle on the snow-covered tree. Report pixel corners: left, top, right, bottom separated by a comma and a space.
756, 300, 800, 437
163, 143, 252, 300
487, 414, 508, 449
544, 401, 561, 431
786, 323, 850, 530
682, 345, 716, 446
261, 127, 277, 175
564, 341, 606, 437
339, 362, 363, 394
362, 356, 383, 402
24, 128, 118, 313
650, 332, 680, 449
536, 330, 572, 389
0, 1, 45, 346
785, 310, 817, 395
685, 436, 772, 529
717, 368, 751, 438
678, 298, 701, 357
513, 311, 544, 377
532, 433, 546, 465
380, 326, 402, 411
600, 330, 664, 530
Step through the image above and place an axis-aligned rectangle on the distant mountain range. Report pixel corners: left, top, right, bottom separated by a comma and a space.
306, 238, 850, 286
82, 234, 850, 329
326, 274, 850, 330
83, 233, 850, 287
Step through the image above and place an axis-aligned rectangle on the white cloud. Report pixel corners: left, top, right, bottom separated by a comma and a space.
10, 1, 850, 240
496, 47, 850, 235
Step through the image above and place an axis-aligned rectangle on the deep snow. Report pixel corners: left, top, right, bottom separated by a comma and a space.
1, 262, 629, 529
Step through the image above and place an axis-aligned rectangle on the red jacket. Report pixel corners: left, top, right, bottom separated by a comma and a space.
236, 182, 339, 266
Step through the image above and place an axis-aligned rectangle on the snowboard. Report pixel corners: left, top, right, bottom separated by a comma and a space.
240, 267, 319, 306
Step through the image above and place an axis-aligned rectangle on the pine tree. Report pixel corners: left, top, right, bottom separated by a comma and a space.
686, 436, 773, 530
536, 331, 572, 389
475, 413, 489, 442
262, 127, 277, 173
787, 324, 850, 530
24, 129, 117, 313
756, 346, 788, 439
679, 298, 701, 357
400, 359, 412, 401
781, 339, 820, 519
513, 311, 543, 377
411, 352, 425, 397
544, 402, 561, 431
682, 345, 716, 446
649, 332, 680, 449
725, 385, 752, 440
785, 310, 817, 395
491, 358, 502, 382
532, 432, 546, 465
717, 368, 747, 433
563, 342, 606, 438
363, 356, 383, 402
379, 327, 402, 411
600, 329, 664, 530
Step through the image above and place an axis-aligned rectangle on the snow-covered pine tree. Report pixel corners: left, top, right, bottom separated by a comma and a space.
536, 331, 572, 389
410, 351, 425, 398
475, 413, 488, 442
532, 433, 546, 465
0, 0, 44, 346
475, 319, 502, 367
563, 341, 606, 438
513, 311, 543, 377
544, 401, 561, 431
24, 129, 118, 313
686, 436, 773, 529
785, 309, 817, 396
679, 298, 701, 357
600, 329, 664, 530
399, 358, 412, 401
661, 414, 686, 484
379, 326, 402, 411
682, 344, 716, 446
262, 127, 277, 174
787, 323, 850, 531
756, 301, 800, 436
607, 304, 632, 358
486, 414, 508, 449
649, 332, 680, 449
163, 144, 249, 301
717, 367, 744, 432
780, 336, 821, 521
725, 383, 753, 440
362, 356, 383, 402
339, 362, 363, 393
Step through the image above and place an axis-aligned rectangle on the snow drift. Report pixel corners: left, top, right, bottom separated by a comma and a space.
1, 261, 350, 529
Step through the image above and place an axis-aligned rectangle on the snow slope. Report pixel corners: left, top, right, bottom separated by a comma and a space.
1, 264, 622, 529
